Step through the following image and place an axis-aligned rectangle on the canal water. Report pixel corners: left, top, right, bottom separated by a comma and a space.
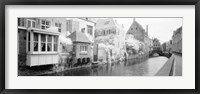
42, 56, 168, 76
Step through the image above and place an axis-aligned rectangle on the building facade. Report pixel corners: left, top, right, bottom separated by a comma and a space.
68, 31, 92, 65
18, 18, 68, 67
172, 26, 182, 53
66, 18, 96, 61
152, 38, 161, 50
126, 18, 151, 53
94, 18, 125, 62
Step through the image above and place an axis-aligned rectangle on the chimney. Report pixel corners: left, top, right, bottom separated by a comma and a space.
133, 18, 135, 22
146, 25, 148, 36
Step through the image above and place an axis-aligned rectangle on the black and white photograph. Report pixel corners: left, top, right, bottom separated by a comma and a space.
17, 17, 182, 76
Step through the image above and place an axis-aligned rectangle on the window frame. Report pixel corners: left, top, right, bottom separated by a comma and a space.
41, 19, 50, 30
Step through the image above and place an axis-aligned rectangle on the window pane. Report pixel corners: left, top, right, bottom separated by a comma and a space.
41, 26, 45, 29
58, 28, 61, 32
47, 43, 52, 51
46, 21, 50, 25
54, 36, 58, 43
28, 20, 31, 28
42, 20, 45, 25
32, 21, 36, 28
34, 33, 38, 41
54, 44, 57, 51
54, 36, 58, 51
18, 18, 20, 26
41, 34, 46, 42
41, 43, 46, 51
41, 34, 46, 51
34, 42, 38, 51
47, 35, 52, 42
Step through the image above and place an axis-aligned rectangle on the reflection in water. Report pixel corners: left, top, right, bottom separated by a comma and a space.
43, 56, 168, 76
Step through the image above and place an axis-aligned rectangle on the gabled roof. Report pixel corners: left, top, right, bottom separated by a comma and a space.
127, 19, 145, 34
68, 31, 91, 43
96, 18, 118, 29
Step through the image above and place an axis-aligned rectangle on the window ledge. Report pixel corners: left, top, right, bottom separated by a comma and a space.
27, 52, 59, 55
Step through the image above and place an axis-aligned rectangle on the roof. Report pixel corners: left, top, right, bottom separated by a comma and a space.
96, 18, 118, 29
126, 19, 145, 34
68, 31, 91, 43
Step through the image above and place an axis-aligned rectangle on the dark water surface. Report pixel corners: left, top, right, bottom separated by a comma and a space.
43, 56, 168, 76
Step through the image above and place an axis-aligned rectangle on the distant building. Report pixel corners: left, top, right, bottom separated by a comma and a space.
172, 26, 182, 53
166, 40, 173, 53
126, 18, 151, 52
152, 38, 161, 50
127, 18, 147, 42
18, 18, 68, 66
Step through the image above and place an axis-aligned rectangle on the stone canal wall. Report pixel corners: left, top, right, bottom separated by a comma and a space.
155, 55, 175, 76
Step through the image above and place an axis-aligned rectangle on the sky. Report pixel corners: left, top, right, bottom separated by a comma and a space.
114, 18, 183, 44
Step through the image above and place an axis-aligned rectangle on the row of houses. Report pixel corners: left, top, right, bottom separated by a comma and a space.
18, 18, 95, 67
162, 26, 182, 54
18, 17, 154, 67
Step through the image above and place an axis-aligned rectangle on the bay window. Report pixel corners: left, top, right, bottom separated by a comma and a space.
27, 32, 58, 53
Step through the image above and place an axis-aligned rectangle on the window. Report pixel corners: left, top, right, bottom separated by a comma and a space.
27, 19, 36, 28
87, 25, 93, 35
18, 18, 25, 27
81, 28, 85, 33
34, 33, 38, 51
41, 20, 50, 30
27, 20, 31, 28
55, 22, 62, 32
54, 36, 58, 51
32, 21, 36, 28
47, 35, 52, 51
27, 33, 59, 53
80, 46, 88, 52
41, 34, 46, 51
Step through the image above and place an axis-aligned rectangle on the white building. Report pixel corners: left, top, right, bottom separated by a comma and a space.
95, 18, 125, 62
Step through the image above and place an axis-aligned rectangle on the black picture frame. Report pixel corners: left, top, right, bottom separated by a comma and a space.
0, 0, 199, 94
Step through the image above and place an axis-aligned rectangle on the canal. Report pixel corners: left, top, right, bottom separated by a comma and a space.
42, 56, 168, 76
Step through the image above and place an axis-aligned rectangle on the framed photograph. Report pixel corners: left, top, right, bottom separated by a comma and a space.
0, 0, 199, 94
